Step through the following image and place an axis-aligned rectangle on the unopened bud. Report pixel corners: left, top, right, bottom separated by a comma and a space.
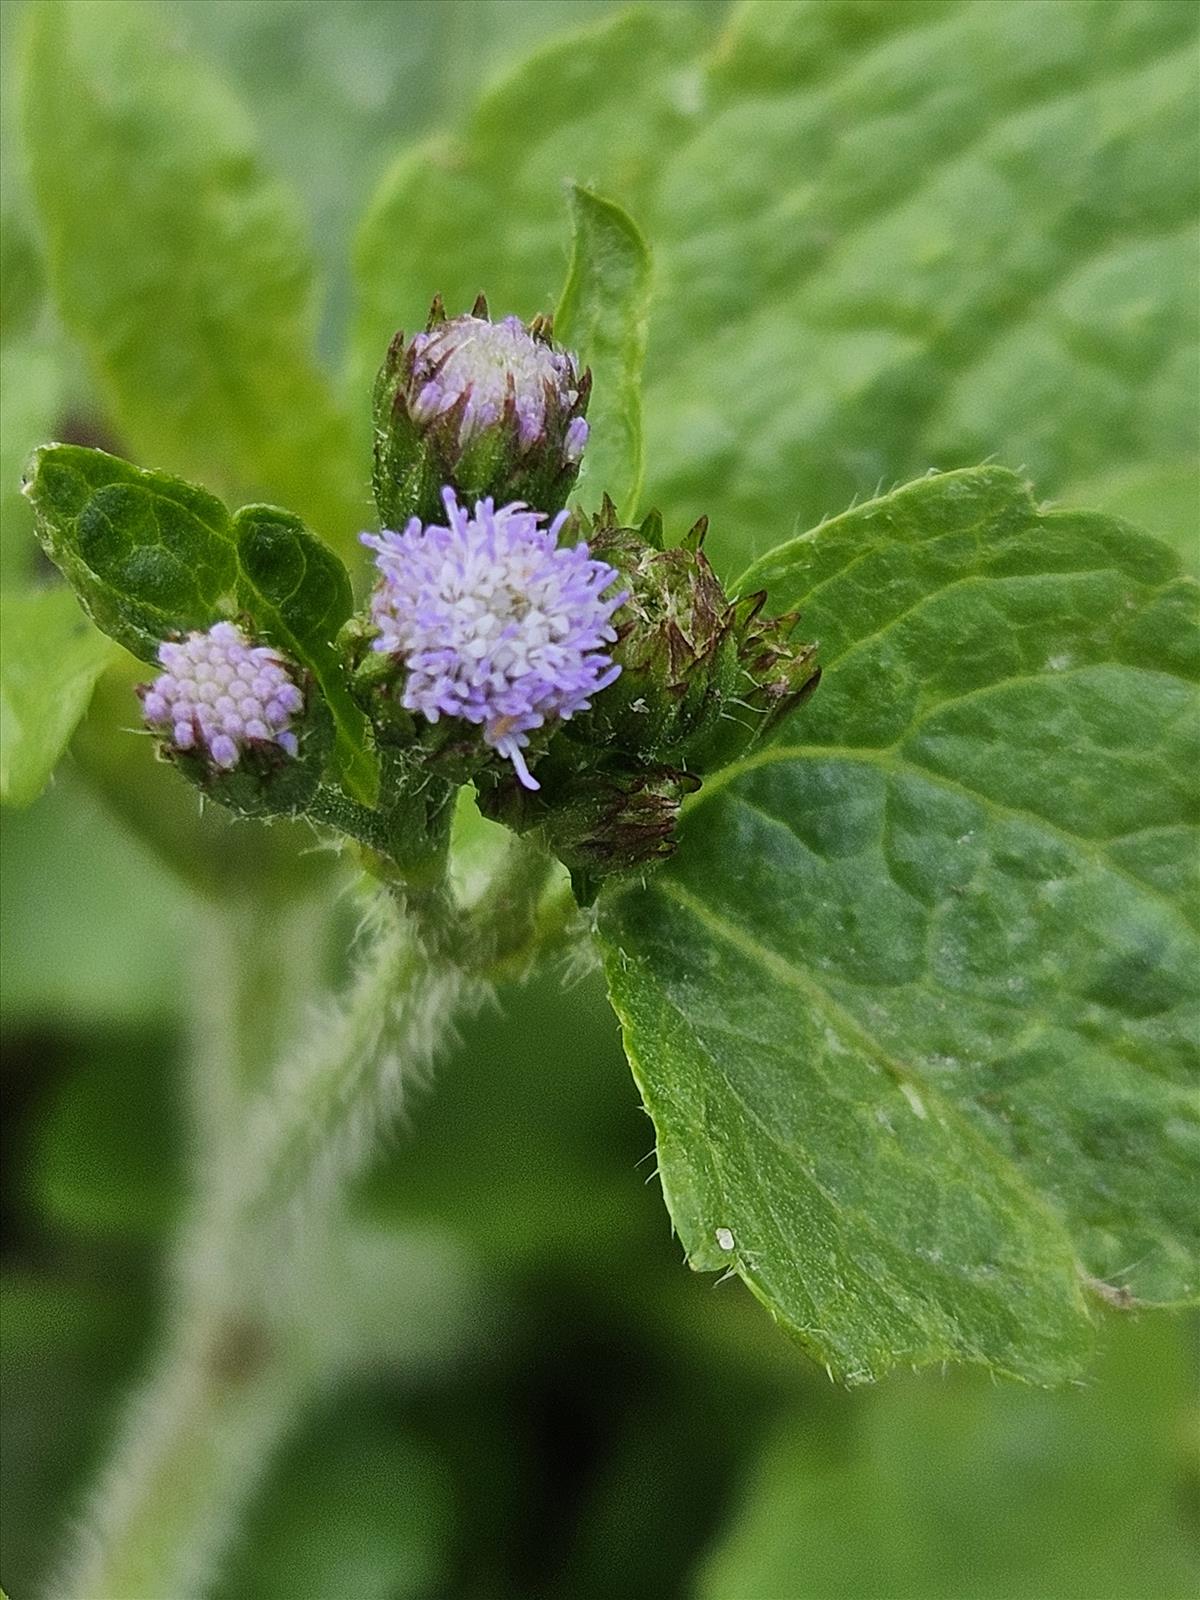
372, 296, 591, 528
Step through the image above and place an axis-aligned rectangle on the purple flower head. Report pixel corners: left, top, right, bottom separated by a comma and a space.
140, 621, 304, 769
362, 489, 626, 791
408, 313, 587, 458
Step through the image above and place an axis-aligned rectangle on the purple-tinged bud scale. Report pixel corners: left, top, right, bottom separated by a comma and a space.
140, 622, 304, 768
361, 488, 626, 791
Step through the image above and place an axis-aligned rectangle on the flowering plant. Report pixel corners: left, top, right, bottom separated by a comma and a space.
3, 4, 1197, 1597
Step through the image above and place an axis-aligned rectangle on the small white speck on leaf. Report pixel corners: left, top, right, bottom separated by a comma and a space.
716, 1227, 736, 1251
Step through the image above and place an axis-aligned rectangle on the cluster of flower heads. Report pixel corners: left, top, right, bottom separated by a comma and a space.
407, 314, 589, 463
362, 488, 626, 790
140, 621, 304, 770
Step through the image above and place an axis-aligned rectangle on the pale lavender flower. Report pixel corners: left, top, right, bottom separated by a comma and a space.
362, 489, 626, 790
140, 621, 304, 769
407, 314, 587, 457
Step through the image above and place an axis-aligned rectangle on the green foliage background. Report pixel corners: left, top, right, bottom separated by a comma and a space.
1, 2, 1196, 1596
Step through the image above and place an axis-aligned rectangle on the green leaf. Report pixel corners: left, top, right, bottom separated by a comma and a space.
0, 767, 189, 1027
354, 1, 1198, 572
233, 506, 374, 801
643, 0, 1200, 569
555, 186, 651, 519
25, 444, 374, 799
699, 1314, 1200, 1600
599, 467, 1199, 1383
0, 587, 118, 806
20, 0, 363, 556
25, 444, 238, 662
216, 1401, 452, 1600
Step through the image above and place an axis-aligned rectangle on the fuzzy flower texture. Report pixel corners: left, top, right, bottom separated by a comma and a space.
141, 622, 304, 769
363, 489, 626, 789
408, 314, 589, 464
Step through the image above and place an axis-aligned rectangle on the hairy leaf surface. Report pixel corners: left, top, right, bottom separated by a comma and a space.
600, 468, 1199, 1382
233, 506, 374, 800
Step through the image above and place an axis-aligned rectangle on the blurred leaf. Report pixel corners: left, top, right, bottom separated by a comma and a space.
233, 505, 374, 800
351, 6, 702, 392
555, 186, 651, 520
28, 1026, 183, 1240
645, 0, 1200, 569
26, 445, 373, 797
21, 0, 363, 554
1066, 460, 1200, 577
169, 0, 629, 358
0, 768, 188, 1026
698, 1313, 1200, 1600
355, 0, 1198, 576
0, 1271, 153, 1599
0, 588, 117, 806
217, 1399, 453, 1600
358, 966, 654, 1275
0, 207, 42, 341
600, 468, 1199, 1383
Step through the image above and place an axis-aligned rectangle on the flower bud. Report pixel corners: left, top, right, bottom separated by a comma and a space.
372, 296, 591, 529
560, 502, 819, 772
138, 621, 330, 817
477, 758, 701, 895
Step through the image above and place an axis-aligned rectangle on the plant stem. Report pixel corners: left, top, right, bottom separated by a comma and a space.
54, 1314, 306, 1600
224, 897, 474, 1231
53, 832, 560, 1599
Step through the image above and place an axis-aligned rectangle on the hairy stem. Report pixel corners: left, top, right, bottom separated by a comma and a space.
53, 834, 556, 1599
224, 896, 475, 1233
54, 1315, 305, 1600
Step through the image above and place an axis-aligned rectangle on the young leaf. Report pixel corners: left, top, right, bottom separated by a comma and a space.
24, 444, 238, 662
25, 445, 375, 799
599, 467, 1199, 1383
20, 0, 363, 556
0, 589, 117, 806
554, 186, 651, 520
233, 506, 374, 802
